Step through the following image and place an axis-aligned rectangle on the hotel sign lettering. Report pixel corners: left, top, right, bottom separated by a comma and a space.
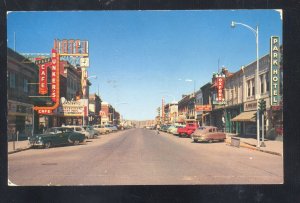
270, 36, 280, 106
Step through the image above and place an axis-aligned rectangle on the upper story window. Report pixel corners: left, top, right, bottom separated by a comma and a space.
9, 72, 16, 88
24, 79, 28, 93
260, 75, 264, 94
247, 80, 251, 97
266, 72, 270, 92
252, 79, 255, 96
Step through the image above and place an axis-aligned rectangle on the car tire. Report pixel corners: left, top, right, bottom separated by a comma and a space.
44, 141, 51, 149
208, 139, 213, 143
194, 139, 198, 143
73, 140, 80, 145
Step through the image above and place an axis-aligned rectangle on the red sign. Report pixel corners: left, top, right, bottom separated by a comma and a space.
36, 58, 51, 95
195, 105, 212, 112
38, 109, 52, 114
51, 49, 58, 102
216, 77, 225, 102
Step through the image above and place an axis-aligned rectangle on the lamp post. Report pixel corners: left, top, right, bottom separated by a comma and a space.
231, 21, 261, 148
83, 75, 97, 126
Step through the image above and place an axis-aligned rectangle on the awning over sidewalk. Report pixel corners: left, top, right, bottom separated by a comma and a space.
231, 111, 256, 122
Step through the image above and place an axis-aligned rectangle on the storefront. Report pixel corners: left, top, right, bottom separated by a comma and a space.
224, 104, 243, 134
7, 100, 34, 141
53, 98, 87, 126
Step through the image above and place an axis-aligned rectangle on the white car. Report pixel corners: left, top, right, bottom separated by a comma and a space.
104, 124, 118, 132
66, 126, 97, 139
93, 125, 112, 134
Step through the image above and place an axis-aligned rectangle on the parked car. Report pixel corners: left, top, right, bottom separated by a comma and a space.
104, 124, 118, 132
82, 125, 99, 138
29, 127, 85, 148
177, 119, 198, 138
160, 125, 171, 132
66, 125, 96, 139
168, 125, 185, 135
93, 125, 112, 134
191, 126, 226, 143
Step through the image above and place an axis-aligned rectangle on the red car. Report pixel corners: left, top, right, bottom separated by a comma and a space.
191, 126, 226, 143
177, 119, 198, 138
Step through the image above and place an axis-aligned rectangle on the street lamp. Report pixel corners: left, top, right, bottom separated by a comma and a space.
231, 21, 262, 148
82, 75, 97, 126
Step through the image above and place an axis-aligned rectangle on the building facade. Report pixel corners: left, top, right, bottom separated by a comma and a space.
7, 48, 38, 140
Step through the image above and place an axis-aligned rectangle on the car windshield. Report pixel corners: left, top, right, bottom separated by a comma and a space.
45, 128, 56, 134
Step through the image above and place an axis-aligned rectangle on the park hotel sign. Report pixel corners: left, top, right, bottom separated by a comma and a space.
270, 36, 280, 106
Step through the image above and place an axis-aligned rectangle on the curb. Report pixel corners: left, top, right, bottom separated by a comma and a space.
8, 146, 32, 154
225, 140, 282, 157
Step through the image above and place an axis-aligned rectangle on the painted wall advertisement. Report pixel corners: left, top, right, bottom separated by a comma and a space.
270, 36, 280, 106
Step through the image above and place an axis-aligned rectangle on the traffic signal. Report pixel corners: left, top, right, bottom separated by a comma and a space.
258, 99, 266, 114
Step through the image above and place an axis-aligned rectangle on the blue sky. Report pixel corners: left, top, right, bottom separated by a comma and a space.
7, 10, 282, 120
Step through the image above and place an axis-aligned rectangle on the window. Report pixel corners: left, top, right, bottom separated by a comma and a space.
260, 75, 264, 94
9, 72, 16, 88
247, 80, 250, 97
252, 79, 255, 96
24, 79, 28, 93
266, 72, 270, 92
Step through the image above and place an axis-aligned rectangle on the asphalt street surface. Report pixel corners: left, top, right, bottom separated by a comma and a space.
8, 128, 283, 185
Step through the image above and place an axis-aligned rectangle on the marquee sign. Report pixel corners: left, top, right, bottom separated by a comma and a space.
55, 99, 87, 117
270, 36, 280, 106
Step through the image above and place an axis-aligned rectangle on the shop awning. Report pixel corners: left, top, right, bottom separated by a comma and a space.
231, 111, 256, 122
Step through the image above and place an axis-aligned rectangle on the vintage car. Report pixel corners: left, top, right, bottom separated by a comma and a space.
93, 125, 112, 134
29, 127, 86, 148
191, 126, 226, 143
177, 119, 198, 138
168, 125, 185, 135
66, 125, 98, 139
104, 124, 118, 132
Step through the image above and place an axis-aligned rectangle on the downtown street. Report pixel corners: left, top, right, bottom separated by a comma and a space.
8, 128, 283, 186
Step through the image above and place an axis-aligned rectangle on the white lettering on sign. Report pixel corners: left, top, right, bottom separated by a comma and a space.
270, 36, 280, 106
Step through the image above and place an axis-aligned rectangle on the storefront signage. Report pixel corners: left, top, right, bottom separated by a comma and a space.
244, 101, 257, 111
213, 74, 226, 105
54, 39, 89, 55
34, 49, 60, 113
55, 99, 86, 116
38, 109, 52, 114
195, 105, 212, 111
270, 36, 281, 106
51, 49, 58, 102
36, 58, 51, 95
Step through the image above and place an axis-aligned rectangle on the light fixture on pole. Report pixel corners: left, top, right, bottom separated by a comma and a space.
82, 75, 97, 126
231, 21, 261, 148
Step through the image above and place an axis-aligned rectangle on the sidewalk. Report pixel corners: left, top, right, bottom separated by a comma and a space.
8, 140, 32, 154
226, 133, 283, 156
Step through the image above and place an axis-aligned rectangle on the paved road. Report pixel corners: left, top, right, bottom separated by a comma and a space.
8, 128, 283, 185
